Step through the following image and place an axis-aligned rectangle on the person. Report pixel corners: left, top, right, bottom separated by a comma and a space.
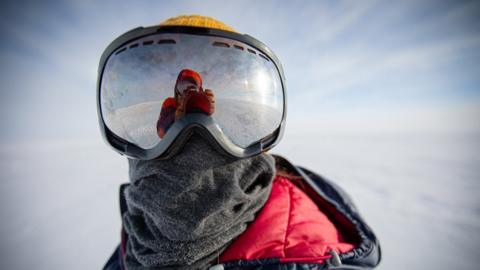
157, 69, 215, 138
98, 15, 381, 270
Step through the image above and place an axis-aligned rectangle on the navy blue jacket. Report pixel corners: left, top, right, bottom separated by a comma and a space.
103, 155, 381, 270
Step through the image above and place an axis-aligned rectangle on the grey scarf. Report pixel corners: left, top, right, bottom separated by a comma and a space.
122, 135, 276, 270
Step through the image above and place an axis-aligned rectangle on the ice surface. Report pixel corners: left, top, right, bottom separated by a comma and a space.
275, 132, 480, 270
0, 132, 479, 269
213, 99, 282, 148
105, 98, 282, 149
106, 101, 162, 149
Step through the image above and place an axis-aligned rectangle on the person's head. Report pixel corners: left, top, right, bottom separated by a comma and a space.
174, 68, 203, 100
104, 16, 284, 269
97, 15, 287, 160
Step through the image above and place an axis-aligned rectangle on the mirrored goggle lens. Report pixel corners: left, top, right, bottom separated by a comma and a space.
100, 33, 284, 149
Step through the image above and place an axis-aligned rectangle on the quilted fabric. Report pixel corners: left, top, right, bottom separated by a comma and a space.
219, 176, 354, 264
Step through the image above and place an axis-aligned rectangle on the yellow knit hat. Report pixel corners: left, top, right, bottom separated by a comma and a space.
159, 15, 237, 33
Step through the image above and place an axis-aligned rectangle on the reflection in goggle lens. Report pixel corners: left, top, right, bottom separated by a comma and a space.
100, 33, 284, 149
157, 68, 216, 139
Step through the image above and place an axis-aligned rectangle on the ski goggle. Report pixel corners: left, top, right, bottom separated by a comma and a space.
97, 26, 287, 159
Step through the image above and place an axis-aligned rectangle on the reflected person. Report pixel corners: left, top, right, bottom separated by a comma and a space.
157, 69, 215, 138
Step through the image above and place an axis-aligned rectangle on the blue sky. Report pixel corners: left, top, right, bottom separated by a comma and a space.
0, 0, 479, 144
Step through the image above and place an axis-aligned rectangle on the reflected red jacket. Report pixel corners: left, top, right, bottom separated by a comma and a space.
104, 155, 381, 270
157, 92, 215, 139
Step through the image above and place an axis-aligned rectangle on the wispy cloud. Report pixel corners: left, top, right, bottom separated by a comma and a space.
0, 0, 479, 143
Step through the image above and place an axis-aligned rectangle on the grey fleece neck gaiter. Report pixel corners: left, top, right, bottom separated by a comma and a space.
122, 135, 276, 270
